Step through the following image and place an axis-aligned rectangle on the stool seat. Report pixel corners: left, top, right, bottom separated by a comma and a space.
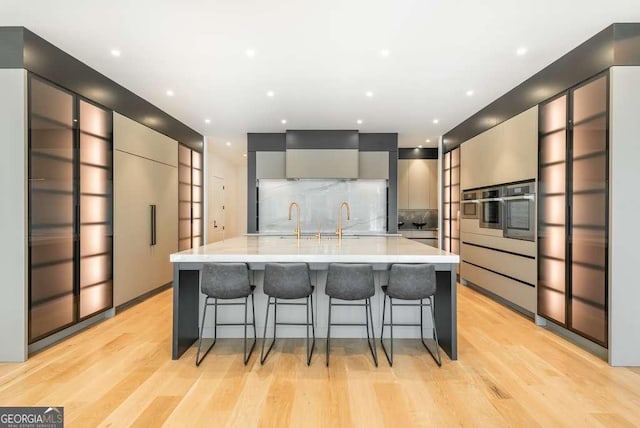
263, 263, 312, 299
201, 263, 253, 299
325, 263, 375, 300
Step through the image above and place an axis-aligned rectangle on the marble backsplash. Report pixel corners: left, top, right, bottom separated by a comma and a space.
398, 209, 438, 230
258, 179, 387, 234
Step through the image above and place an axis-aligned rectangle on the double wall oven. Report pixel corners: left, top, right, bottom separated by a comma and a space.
462, 179, 535, 241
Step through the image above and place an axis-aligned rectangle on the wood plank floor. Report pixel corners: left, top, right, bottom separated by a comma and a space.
1, 284, 639, 427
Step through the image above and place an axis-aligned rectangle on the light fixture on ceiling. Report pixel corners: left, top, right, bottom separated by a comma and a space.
418, 145, 423, 148
243, 153, 247, 157
432, 118, 439, 124
356, 119, 363, 125
426, 139, 431, 143
466, 90, 474, 96
516, 47, 527, 56
365, 91, 374, 98
110, 49, 121, 57
379, 49, 390, 57
166, 90, 174, 97
225, 141, 231, 146
266, 90, 275, 97
245, 49, 256, 58
281, 119, 287, 124
204, 119, 211, 124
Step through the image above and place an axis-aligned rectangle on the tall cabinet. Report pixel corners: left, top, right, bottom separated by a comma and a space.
178, 144, 203, 251
442, 147, 460, 254
113, 113, 178, 307
538, 72, 609, 347
28, 75, 113, 342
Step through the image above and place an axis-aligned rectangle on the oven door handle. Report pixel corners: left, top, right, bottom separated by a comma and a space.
478, 197, 503, 202
502, 195, 534, 201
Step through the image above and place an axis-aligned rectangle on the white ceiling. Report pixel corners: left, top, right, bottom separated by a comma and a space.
2, 0, 640, 161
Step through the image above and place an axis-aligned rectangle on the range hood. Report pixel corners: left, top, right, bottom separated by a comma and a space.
285, 130, 359, 179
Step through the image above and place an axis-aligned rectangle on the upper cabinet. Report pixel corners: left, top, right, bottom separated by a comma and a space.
358, 151, 389, 179
398, 159, 438, 209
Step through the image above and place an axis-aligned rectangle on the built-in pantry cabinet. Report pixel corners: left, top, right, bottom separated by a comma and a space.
113, 113, 178, 307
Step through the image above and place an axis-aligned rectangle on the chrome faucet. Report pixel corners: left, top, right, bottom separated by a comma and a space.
289, 201, 301, 240
336, 201, 351, 239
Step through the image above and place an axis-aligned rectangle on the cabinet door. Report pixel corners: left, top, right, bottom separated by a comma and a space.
408, 159, 429, 209
398, 159, 410, 209
427, 159, 438, 209
114, 151, 177, 306
29, 77, 76, 342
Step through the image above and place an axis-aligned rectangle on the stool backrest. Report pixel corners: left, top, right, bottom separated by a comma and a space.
263, 263, 312, 299
388, 264, 437, 300
326, 263, 374, 299
201, 263, 251, 299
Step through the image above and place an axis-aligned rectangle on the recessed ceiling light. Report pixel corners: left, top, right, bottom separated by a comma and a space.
466, 90, 474, 96
418, 145, 423, 148
225, 141, 231, 146
243, 153, 247, 157
516, 47, 527, 56
245, 49, 256, 58
365, 91, 374, 98
281, 119, 287, 124
432, 119, 439, 124
204, 119, 211, 124
379, 49, 390, 57
166, 90, 174, 97
266, 90, 275, 97
110, 49, 121, 57
356, 119, 363, 125
426, 139, 431, 143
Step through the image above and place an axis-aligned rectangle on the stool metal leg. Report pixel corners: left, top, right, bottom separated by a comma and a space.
196, 297, 216, 366
380, 295, 394, 366
365, 298, 378, 367
326, 296, 332, 367
421, 296, 442, 367
242, 294, 257, 366
306, 294, 316, 366
260, 296, 277, 365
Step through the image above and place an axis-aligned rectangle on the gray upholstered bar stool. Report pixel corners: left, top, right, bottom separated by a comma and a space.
325, 263, 378, 367
380, 264, 441, 367
195, 263, 257, 366
260, 263, 316, 366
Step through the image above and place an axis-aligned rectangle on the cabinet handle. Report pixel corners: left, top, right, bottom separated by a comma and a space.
150, 204, 157, 246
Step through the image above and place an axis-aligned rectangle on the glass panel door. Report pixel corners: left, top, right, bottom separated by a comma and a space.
29, 77, 76, 341
79, 100, 113, 318
538, 94, 568, 326
569, 74, 608, 345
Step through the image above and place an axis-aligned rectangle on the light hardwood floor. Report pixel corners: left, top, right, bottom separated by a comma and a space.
1, 285, 639, 427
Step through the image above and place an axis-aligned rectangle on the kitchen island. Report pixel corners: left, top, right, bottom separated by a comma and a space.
170, 235, 460, 361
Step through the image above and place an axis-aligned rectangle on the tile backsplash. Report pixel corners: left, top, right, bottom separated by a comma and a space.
258, 179, 387, 234
398, 209, 438, 230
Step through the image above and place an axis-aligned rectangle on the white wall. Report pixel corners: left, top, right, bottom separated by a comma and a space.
0, 69, 28, 362
206, 143, 247, 240
609, 66, 640, 366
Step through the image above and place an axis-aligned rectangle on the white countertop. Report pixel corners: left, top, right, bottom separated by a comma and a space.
170, 235, 460, 264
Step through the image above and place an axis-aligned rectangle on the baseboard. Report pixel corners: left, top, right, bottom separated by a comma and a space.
536, 316, 608, 361
29, 308, 116, 356
461, 279, 534, 319
115, 282, 172, 314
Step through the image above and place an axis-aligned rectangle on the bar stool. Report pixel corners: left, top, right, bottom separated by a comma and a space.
195, 263, 257, 366
325, 263, 378, 367
260, 263, 316, 365
380, 264, 441, 367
